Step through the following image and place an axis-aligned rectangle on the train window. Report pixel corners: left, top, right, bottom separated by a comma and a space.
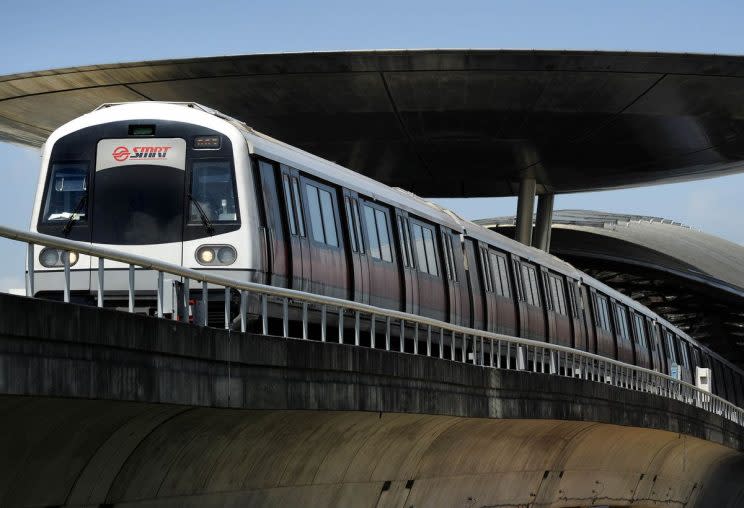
632, 313, 647, 349
649, 322, 659, 352
680, 340, 690, 367
547, 274, 567, 315
345, 198, 363, 253
489, 252, 510, 298
364, 205, 392, 262
594, 294, 611, 331
444, 233, 457, 281
42, 162, 89, 223
305, 183, 338, 247
189, 160, 238, 223
520, 264, 540, 306
291, 178, 305, 237
282, 176, 297, 235
664, 330, 678, 365
412, 223, 439, 276
614, 305, 631, 343
480, 248, 493, 292
397, 216, 414, 268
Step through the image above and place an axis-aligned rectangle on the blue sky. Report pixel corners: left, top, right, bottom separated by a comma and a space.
2, 0, 744, 289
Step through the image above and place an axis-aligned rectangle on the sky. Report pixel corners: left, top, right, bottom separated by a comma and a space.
2, 0, 744, 290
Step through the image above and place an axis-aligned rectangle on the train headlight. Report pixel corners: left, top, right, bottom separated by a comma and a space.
39, 248, 79, 268
217, 246, 237, 265
196, 245, 236, 266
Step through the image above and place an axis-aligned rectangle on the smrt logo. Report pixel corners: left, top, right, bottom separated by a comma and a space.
112, 145, 171, 162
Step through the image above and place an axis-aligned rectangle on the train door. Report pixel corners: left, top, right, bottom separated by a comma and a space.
452, 235, 471, 328
300, 176, 347, 299
545, 272, 572, 346
630, 312, 651, 369
478, 244, 497, 332
395, 211, 418, 315
440, 228, 461, 325
589, 289, 614, 358
662, 329, 679, 377
540, 268, 558, 343
409, 218, 446, 321
279, 165, 310, 291
514, 259, 546, 341
488, 249, 518, 336
611, 302, 634, 364
566, 279, 587, 350
342, 190, 369, 304
647, 319, 665, 372
580, 284, 597, 354
256, 159, 289, 286
359, 200, 401, 311
464, 239, 484, 331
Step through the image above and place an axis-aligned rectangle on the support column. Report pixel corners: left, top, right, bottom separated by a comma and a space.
533, 193, 554, 252
514, 177, 536, 246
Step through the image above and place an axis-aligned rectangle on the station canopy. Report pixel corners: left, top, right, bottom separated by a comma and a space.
3, 49, 744, 197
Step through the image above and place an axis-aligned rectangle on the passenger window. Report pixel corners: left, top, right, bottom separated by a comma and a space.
411, 222, 439, 275
594, 294, 611, 331
614, 305, 631, 343
442, 232, 457, 281
548, 274, 567, 315
291, 178, 305, 237
43, 162, 89, 223
282, 176, 297, 235
480, 248, 493, 292
665, 331, 678, 364
363, 204, 392, 262
633, 314, 647, 349
489, 252, 510, 298
305, 183, 338, 247
344, 197, 363, 253
397, 217, 411, 267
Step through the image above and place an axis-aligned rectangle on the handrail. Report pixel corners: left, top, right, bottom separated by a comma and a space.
3, 223, 743, 426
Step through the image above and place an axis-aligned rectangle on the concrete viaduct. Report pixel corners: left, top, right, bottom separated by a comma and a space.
1, 291, 744, 507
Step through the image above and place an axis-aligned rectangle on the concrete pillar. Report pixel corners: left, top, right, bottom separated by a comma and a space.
533, 193, 554, 252
514, 177, 536, 246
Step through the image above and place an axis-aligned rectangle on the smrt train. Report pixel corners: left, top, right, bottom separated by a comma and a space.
29, 102, 744, 406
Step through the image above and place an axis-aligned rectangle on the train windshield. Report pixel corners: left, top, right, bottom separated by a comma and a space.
42, 162, 88, 222
189, 160, 237, 224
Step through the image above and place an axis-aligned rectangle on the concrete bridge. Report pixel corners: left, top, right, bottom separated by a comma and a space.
2, 291, 744, 507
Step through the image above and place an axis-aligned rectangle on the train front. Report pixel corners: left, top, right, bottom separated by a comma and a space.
29, 102, 261, 320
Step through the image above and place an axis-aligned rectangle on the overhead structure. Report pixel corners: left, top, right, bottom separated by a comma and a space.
476, 210, 744, 368
4, 50, 744, 196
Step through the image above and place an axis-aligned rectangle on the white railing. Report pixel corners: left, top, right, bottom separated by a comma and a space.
3, 224, 743, 427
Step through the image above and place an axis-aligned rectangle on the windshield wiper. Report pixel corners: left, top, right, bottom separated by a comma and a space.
62, 195, 87, 236
188, 193, 215, 235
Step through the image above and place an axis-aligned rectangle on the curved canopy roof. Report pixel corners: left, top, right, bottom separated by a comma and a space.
4, 49, 744, 196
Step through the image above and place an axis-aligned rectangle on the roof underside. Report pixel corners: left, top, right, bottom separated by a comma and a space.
4, 50, 744, 197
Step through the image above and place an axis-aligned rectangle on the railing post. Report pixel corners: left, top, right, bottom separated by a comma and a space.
321, 304, 326, 342
25, 243, 34, 297
354, 311, 360, 346
451, 331, 456, 361
413, 323, 418, 355
497, 340, 502, 369
240, 291, 247, 333
462, 335, 467, 363
157, 271, 164, 318
427, 325, 432, 357
385, 316, 391, 351
224, 287, 230, 329
370, 315, 375, 348
338, 308, 344, 343
97, 257, 104, 308
400, 320, 405, 352
128, 264, 135, 312
201, 281, 209, 327
302, 303, 308, 340
63, 251, 71, 303
182, 277, 190, 323
283, 298, 289, 338
261, 294, 268, 335
439, 328, 444, 359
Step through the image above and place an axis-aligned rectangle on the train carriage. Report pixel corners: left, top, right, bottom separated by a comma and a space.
29, 101, 744, 406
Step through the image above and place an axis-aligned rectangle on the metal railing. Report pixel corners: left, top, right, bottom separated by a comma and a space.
3, 223, 743, 427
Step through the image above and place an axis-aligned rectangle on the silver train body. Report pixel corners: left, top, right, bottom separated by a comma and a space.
29, 102, 744, 404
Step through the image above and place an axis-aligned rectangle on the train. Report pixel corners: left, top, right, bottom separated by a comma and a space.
29, 101, 744, 406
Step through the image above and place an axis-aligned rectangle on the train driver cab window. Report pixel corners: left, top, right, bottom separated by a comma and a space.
42, 162, 89, 223
189, 160, 237, 223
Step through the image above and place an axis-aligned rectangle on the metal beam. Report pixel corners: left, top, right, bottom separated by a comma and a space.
515, 178, 536, 246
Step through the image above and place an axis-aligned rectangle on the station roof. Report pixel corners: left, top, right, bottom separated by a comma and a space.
476, 210, 744, 366
4, 49, 744, 197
